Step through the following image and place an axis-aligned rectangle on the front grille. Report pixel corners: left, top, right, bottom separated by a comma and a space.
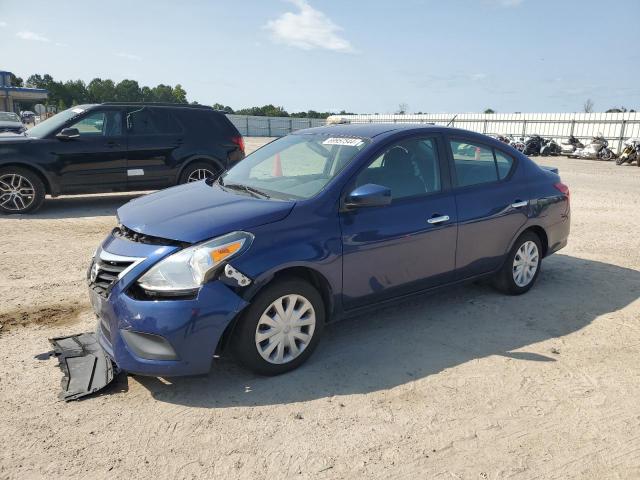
89, 257, 136, 298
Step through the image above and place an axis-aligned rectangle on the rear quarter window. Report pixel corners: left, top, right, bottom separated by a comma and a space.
177, 110, 238, 139
494, 150, 515, 179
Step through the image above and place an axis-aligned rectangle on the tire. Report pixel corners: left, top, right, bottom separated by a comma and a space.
493, 231, 543, 295
178, 161, 222, 184
231, 278, 325, 376
599, 149, 614, 161
616, 156, 626, 166
0, 166, 46, 214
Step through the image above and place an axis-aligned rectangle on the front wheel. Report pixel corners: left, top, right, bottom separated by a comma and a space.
0, 167, 46, 214
494, 232, 542, 295
231, 278, 325, 375
599, 149, 614, 161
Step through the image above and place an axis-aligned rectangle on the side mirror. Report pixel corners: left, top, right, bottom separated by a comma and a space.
345, 183, 392, 209
56, 128, 80, 140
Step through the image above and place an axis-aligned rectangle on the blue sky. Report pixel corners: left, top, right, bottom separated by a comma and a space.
1, 0, 638, 113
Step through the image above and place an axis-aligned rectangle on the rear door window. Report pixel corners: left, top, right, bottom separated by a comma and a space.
127, 108, 182, 135
450, 140, 498, 187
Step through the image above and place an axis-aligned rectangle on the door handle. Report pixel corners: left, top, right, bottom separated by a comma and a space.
427, 215, 450, 224
511, 200, 528, 208
106, 141, 121, 148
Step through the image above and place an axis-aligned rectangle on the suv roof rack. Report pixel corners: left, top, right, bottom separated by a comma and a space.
101, 102, 214, 110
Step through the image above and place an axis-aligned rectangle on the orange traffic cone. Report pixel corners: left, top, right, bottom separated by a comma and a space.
272, 153, 283, 177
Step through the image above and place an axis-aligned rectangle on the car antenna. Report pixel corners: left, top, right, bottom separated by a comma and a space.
446, 114, 458, 127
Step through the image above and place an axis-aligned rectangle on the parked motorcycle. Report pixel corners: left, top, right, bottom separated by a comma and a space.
509, 135, 526, 152
523, 135, 544, 156
560, 135, 584, 156
616, 138, 640, 166
540, 137, 562, 156
573, 134, 616, 161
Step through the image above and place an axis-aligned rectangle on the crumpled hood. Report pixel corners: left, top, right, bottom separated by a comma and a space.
117, 181, 295, 243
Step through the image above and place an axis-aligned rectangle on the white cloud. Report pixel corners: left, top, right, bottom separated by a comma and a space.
55, 42, 69, 47
471, 73, 487, 80
16, 31, 50, 42
0, 21, 8, 28
115, 52, 142, 61
265, 0, 354, 53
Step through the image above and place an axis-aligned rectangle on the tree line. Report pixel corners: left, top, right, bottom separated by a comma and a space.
13, 74, 187, 111
10, 73, 346, 119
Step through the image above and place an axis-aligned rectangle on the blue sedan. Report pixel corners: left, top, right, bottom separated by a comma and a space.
87, 123, 570, 378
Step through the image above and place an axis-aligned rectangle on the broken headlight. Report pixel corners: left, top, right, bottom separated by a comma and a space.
137, 231, 253, 295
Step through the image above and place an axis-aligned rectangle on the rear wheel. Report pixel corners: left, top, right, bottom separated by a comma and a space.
0, 167, 45, 214
231, 278, 325, 375
178, 161, 221, 184
494, 231, 542, 295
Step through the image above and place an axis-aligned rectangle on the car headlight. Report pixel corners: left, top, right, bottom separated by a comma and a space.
137, 231, 253, 294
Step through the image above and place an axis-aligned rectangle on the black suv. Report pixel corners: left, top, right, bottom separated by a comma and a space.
0, 103, 245, 214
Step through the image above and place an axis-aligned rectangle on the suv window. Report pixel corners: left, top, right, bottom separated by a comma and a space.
70, 110, 122, 137
450, 140, 506, 187
127, 108, 182, 135
355, 137, 441, 199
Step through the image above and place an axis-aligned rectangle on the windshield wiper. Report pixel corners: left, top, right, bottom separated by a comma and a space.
222, 182, 271, 199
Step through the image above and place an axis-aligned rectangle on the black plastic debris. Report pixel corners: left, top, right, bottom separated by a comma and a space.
49, 332, 118, 401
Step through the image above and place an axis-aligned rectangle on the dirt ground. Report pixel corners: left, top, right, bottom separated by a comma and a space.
1, 139, 639, 479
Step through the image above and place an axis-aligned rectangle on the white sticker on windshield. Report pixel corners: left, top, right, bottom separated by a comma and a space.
71, 108, 85, 114
322, 137, 363, 147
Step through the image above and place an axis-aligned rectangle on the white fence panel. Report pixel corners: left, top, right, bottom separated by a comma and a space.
227, 112, 640, 153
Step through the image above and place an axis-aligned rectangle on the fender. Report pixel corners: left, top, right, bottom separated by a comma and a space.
175, 154, 225, 184
0, 160, 58, 195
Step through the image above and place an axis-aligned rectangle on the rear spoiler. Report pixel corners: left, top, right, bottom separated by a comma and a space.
540, 165, 559, 174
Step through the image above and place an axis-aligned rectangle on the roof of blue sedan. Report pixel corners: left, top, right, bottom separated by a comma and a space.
295, 122, 439, 138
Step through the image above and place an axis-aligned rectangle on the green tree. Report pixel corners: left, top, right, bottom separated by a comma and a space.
173, 84, 187, 103
484, 108, 496, 114
87, 78, 116, 103
9, 73, 24, 87
212, 103, 234, 114
114, 79, 142, 102
151, 84, 175, 102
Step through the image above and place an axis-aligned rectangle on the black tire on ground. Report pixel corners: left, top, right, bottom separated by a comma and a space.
230, 278, 325, 376
0, 166, 46, 214
616, 156, 627, 166
493, 231, 543, 295
599, 149, 614, 161
178, 161, 222, 184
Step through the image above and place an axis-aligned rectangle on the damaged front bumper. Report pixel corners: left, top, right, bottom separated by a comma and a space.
50, 332, 119, 401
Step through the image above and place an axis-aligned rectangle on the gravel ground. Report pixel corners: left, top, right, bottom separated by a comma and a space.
1, 139, 639, 479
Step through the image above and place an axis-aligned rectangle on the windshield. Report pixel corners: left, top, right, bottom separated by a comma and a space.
26, 106, 90, 138
0, 112, 21, 123
220, 133, 369, 200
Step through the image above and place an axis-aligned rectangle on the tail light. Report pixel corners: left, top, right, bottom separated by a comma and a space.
232, 135, 245, 155
554, 182, 570, 199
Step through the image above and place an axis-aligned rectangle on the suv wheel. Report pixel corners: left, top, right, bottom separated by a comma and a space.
231, 278, 325, 375
0, 167, 46, 214
179, 161, 221, 184
494, 231, 542, 295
